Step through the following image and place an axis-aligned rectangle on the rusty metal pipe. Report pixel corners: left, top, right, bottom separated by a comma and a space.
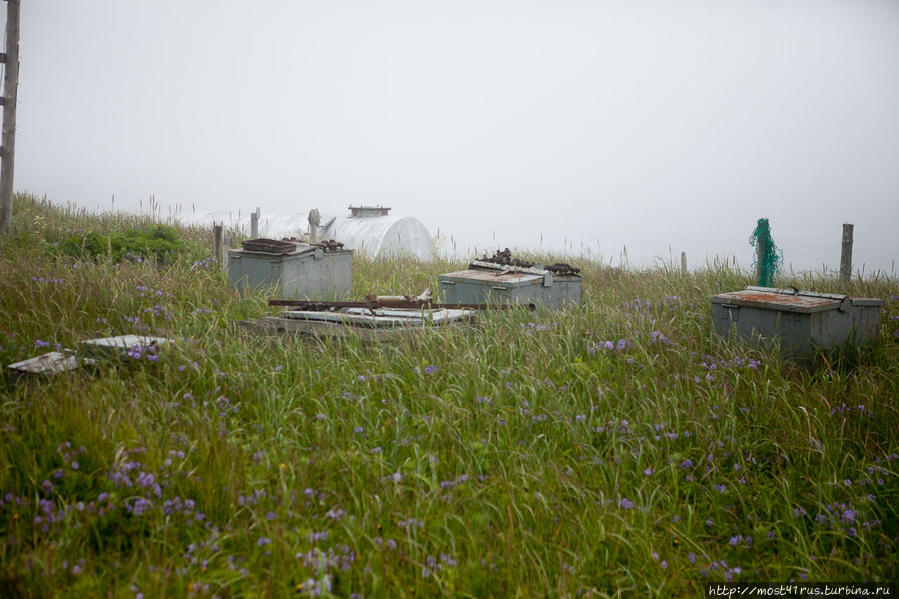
268, 299, 535, 311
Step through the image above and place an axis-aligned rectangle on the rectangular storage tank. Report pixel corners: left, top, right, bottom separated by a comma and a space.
227, 245, 352, 299
710, 286, 884, 357
438, 266, 581, 310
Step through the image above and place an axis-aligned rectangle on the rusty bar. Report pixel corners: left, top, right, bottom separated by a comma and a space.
268, 299, 535, 311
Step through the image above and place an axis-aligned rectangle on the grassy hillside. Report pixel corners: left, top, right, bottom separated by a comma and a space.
1, 194, 897, 597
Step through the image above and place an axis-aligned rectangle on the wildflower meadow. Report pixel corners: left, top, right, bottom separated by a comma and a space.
1, 195, 897, 597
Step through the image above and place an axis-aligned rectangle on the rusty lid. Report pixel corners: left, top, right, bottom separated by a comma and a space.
710, 287, 843, 314
240, 238, 300, 254
439, 269, 544, 285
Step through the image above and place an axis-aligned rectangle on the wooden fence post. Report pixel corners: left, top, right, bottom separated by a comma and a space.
840, 223, 853, 283
250, 207, 260, 239
213, 222, 223, 266
223, 234, 232, 271
680, 251, 687, 275
755, 239, 765, 285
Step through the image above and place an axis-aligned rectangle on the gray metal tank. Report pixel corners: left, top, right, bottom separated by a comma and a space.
227, 243, 352, 299
710, 286, 885, 357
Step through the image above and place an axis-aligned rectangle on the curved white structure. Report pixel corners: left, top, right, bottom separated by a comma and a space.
319, 215, 432, 261
181, 208, 432, 261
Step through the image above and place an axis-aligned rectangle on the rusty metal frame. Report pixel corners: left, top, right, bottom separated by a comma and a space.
268, 299, 535, 311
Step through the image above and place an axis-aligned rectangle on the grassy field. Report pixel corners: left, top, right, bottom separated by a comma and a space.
1, 194, 897, 597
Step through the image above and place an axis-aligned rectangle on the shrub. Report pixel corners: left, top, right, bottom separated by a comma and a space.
57, 224, 186, 263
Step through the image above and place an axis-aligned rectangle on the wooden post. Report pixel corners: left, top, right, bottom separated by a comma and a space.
755, 239, 765, 285
0, 0, 21, 234
223, 235, 232, 271
840, 223, 853, 283
250, 207, 260, 239
213, 222, 223, 266
680, 251, 687, 275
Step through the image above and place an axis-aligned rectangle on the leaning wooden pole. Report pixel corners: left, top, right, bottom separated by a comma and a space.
0, 0, 21, 234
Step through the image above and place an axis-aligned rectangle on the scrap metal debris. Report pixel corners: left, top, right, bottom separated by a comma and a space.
479, 248, 581, 276
546, 262, 580, 276
311, 239, 344, 252
481, 248, 535, 268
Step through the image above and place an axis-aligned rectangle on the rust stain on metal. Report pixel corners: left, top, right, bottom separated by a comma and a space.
715, 290, 837, 309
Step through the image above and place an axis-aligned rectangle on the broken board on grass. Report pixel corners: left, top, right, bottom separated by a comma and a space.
79, 335, 175, 361
7, 351, 98, 381
234, 307, 476, 341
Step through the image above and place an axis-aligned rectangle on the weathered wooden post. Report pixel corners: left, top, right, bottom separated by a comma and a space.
0, 0, 21, 234
680, 251, 687, 275
213, 222, 223, 266
755, 237, 764, 283
840, 223, 853, 283
250, 207, 260, 239
223, 234, 232, 271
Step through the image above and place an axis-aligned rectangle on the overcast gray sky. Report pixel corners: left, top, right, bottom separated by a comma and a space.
13, 1, 899, 272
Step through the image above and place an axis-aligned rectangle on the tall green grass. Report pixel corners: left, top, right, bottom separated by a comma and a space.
1, 193, 897, 597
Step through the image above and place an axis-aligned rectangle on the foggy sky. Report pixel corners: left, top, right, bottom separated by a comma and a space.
13, 1, 899, 273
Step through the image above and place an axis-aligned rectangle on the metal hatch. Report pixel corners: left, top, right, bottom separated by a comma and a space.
439, 268, 546, 288
710, 287, 846, 314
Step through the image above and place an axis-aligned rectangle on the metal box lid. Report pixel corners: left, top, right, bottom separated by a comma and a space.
240, 238, 297, 254
439, 269, 546, 289
229, 244, 352, 261
710, 286, 884, 314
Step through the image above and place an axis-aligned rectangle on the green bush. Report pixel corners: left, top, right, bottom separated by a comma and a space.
57, 224, 186, 263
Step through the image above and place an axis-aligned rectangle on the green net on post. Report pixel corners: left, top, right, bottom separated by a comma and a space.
749, 218, 783, 287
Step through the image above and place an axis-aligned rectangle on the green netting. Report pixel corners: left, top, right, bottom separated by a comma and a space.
749, 218, 783, 287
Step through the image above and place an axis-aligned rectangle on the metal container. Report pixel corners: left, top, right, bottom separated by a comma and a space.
227, 244, 352, 299
710, 286, 885, 356
438, 263, 581, 310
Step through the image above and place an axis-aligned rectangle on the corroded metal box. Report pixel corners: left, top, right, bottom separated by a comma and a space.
438, 261, 582, 310
227, 244, 352, 299
710, 286, 884, 356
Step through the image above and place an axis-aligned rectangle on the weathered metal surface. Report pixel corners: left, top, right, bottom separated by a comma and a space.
744, 286, 847, 300
349, 205, 391, 217
228, 247, 352, 299
79, 335, 174, 360
711, 289, 840, 314
464, 263, 549, 280
710, 286, 885, 357
438, 267, 582, 310
281, 307, 474, 329
240, 238, 298, 254
8, 351, 80, 376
